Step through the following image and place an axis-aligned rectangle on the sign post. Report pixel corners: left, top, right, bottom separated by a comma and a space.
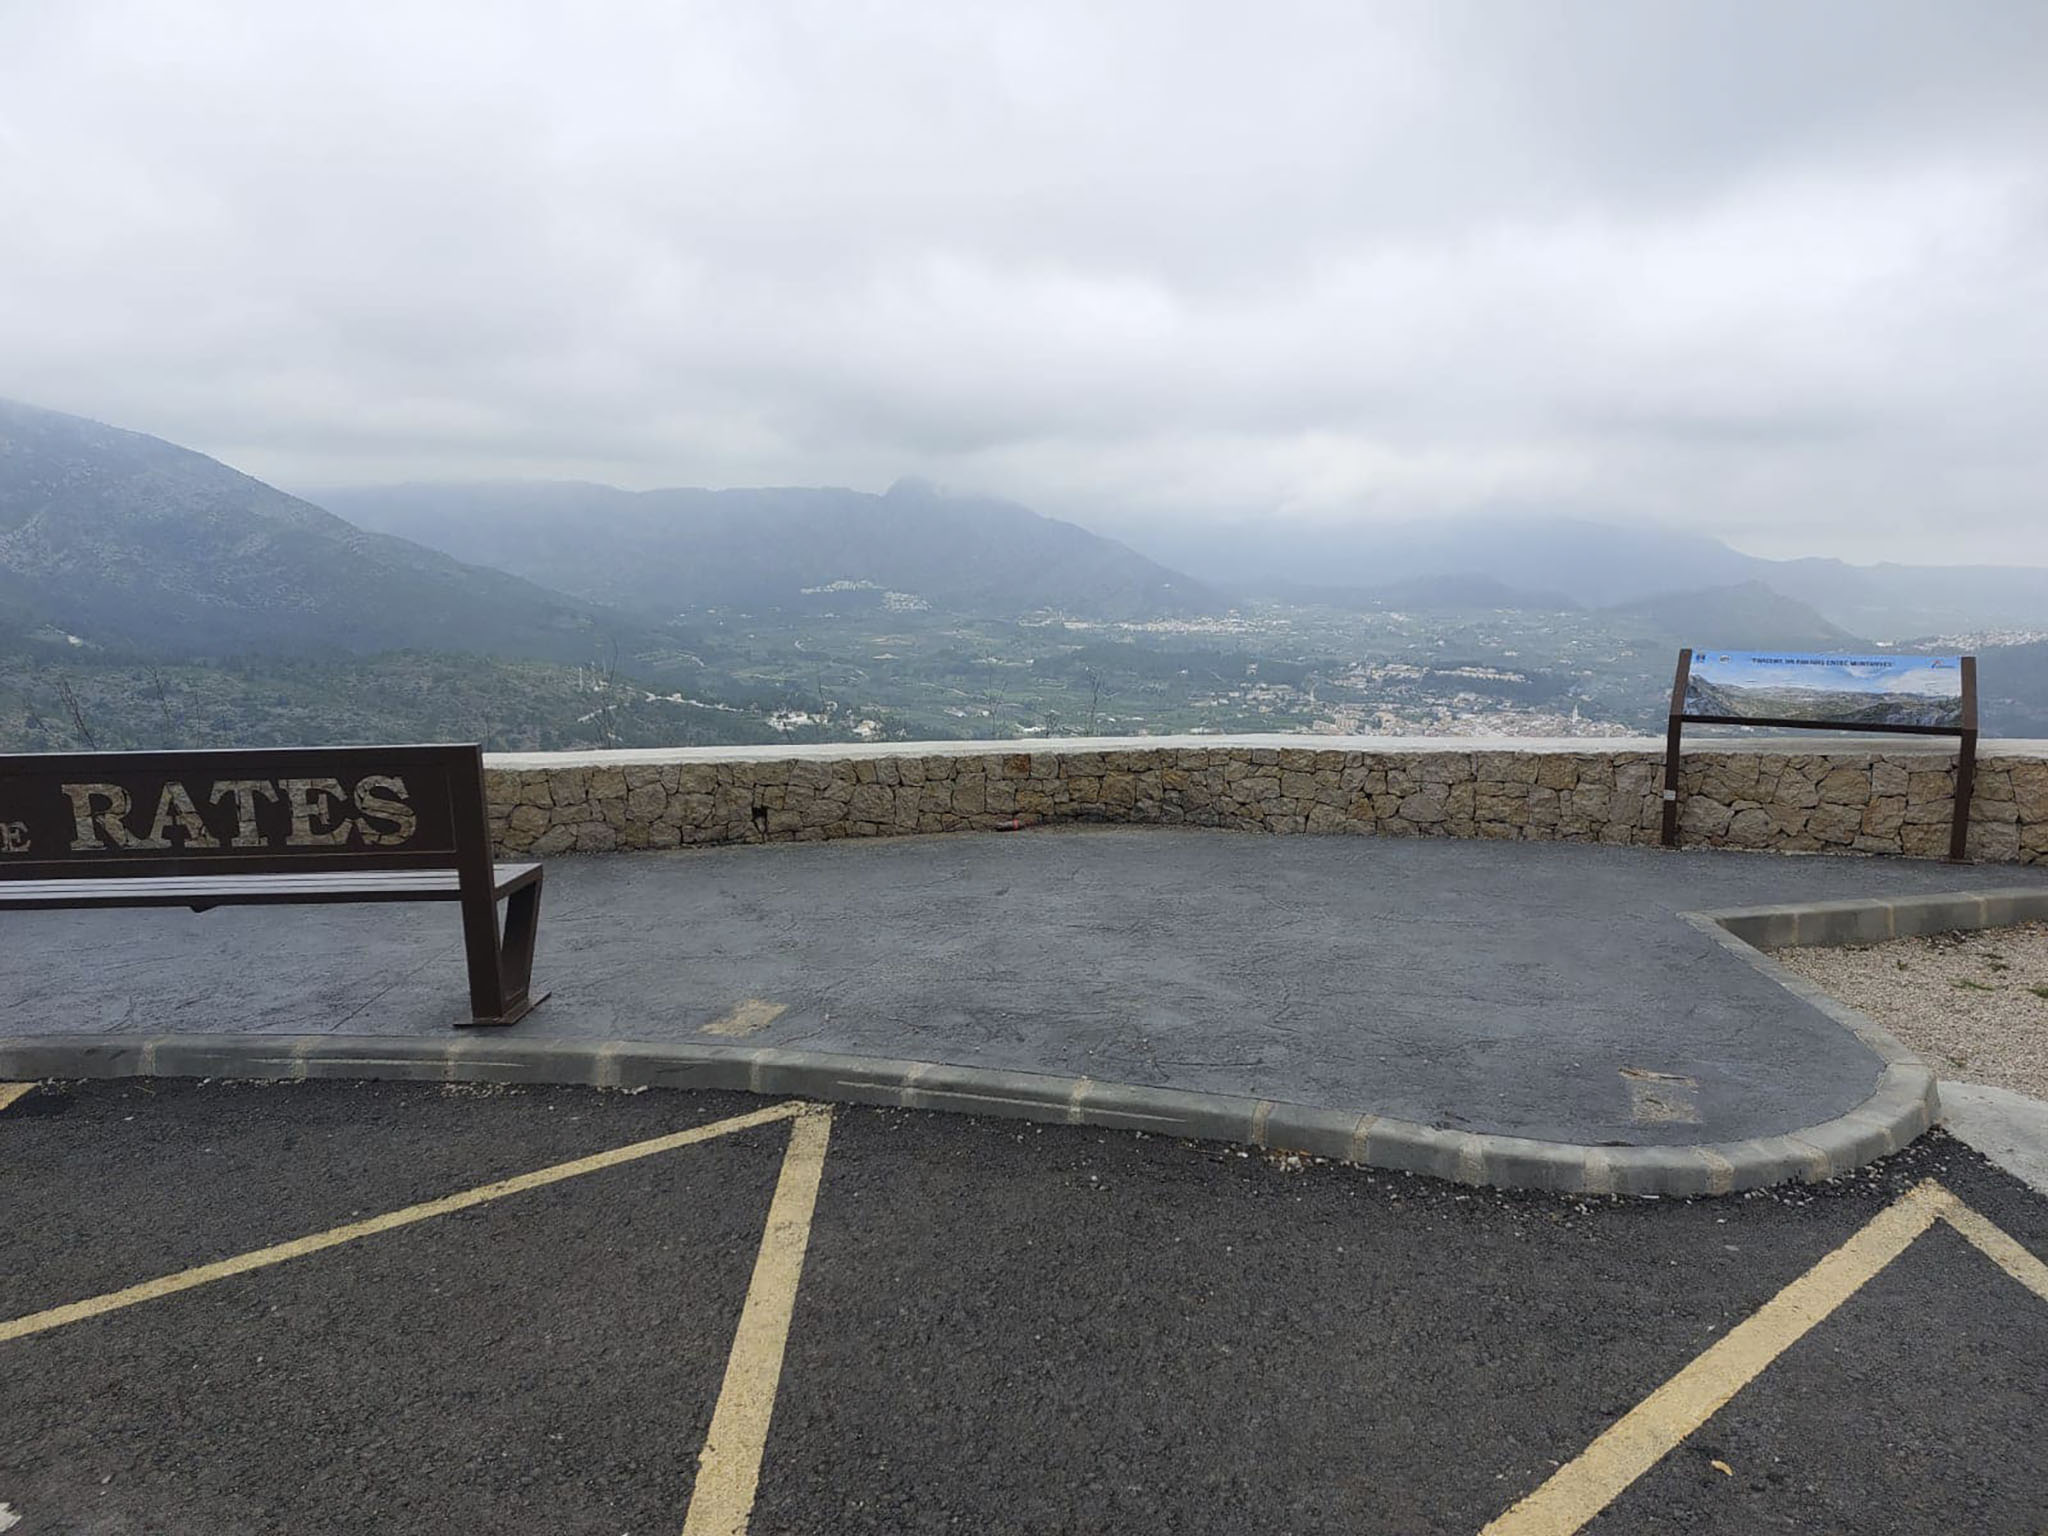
1662, 649, 1978, 861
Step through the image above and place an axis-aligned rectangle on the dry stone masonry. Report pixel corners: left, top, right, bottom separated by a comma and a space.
485, 738, 2048, 866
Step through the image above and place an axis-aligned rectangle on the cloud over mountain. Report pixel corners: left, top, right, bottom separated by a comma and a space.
2, 2, 2044, 562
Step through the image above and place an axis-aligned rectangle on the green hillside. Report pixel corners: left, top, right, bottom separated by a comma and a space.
0, 398, 638, 662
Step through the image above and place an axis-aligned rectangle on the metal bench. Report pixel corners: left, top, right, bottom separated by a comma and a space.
0, 743, 545, 1026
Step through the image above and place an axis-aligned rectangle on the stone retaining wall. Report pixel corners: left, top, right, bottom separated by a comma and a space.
483, 737, 2048, 865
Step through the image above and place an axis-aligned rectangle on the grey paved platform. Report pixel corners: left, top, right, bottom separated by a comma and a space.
10, 828, 2046, 1151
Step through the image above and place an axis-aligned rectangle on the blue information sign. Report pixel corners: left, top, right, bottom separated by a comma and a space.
1682, 650, 1965, 729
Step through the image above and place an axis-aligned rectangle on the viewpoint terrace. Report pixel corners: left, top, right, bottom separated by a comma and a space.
16, 731, 2048, 1197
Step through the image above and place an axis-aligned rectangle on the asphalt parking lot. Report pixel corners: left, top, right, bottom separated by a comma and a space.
3, 1079, 2046, 1535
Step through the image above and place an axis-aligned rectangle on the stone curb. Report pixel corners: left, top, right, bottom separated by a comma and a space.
13, 889, 2024, 1196
0, 1029, 1934, 1199
1666, 886, 2048, 1193
1701, 888, 2048, 952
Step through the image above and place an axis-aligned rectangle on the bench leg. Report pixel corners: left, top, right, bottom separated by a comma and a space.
458, 875, 549, 1027
497, 877, 546, 1019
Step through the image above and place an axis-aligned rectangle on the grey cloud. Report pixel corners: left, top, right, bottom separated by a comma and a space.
1, 0, 2043, 564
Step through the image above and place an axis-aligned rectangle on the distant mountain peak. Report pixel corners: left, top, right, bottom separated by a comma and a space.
317, 479, 1223, 622
0, 397, 619, 661
1601, 579, 1865, 650
1127, 508, 2048, 638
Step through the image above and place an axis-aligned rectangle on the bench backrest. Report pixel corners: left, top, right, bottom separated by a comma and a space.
0, 743, 495, 885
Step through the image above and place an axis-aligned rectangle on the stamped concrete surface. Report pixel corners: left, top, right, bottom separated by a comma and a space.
11, 828, 2047, 1150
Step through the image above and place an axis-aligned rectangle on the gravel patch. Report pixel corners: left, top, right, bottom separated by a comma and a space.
1777, 921, 2048, 1100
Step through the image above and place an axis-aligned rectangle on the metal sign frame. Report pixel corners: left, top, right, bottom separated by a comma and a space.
1660, 648, 1978, 861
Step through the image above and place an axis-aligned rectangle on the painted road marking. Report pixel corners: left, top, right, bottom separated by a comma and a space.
1479, 1179, 2048, 1536
702, 999, 789, 1039
0, 1099, 810, 1346
1940, 1197, 2048, 1303
0, 1084, 35, 1115
681, 1106, 833, 1536
1620, 1067, 1700, 1126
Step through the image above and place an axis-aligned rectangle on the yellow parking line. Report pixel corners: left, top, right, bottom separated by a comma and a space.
1481, 1178, 2048, 1536
1940, 1199, 2048, 1304
1479, 1180, 1954, 1536
0, 1084, 35, 1115
682, 1106, 833, 1536
0, 1099, 809, 1346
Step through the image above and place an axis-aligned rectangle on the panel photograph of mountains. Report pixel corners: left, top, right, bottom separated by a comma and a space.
1682, 651, 1966, 729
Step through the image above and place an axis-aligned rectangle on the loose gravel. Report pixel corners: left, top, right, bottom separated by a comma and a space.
1777, 921, 2048, 1099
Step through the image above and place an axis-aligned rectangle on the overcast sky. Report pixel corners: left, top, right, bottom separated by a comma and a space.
2, 1, 2043, 563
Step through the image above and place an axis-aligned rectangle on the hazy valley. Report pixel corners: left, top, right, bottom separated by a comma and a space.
6, 398, 2047, 754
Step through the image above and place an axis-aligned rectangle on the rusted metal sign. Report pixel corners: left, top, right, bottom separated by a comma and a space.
0, 744, 473, 881
0, 744, 546, 1027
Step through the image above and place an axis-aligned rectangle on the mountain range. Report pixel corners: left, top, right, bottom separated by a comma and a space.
0, 398, 615, 661
310, 477, 1216, 622
1, 399, 1218, 679
10, 396, 2042, 662
1127, 513, 2048, 638
1681, 675, 1962, 730
1598, 580, 1863, 652
4, 396, 2047, 748
1259, 574, 1860, 651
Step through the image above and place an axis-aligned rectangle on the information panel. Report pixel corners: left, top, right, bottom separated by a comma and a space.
1662, 646, 1978, 859
1681, 651, 1965, 730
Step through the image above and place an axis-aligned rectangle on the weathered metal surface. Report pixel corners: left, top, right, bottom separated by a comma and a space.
0, 743, 474, 881
0, 744, 544, 1026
